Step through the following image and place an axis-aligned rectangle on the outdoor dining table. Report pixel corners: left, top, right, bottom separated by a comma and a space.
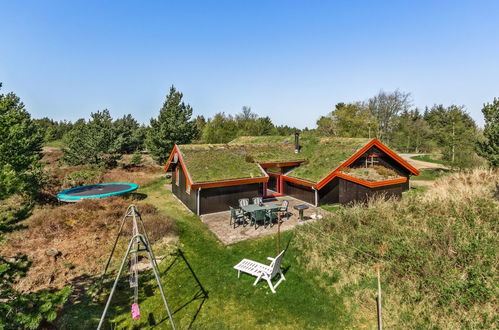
241, 203, 280, 213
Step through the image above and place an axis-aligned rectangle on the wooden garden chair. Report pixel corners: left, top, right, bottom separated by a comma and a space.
233, 250, 286, 293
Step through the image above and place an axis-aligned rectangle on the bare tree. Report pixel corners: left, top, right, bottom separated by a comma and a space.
368, 90, 412, 142
236, 106, 257, 121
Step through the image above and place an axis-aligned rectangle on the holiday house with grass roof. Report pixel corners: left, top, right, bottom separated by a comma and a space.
164, 134, 419, 215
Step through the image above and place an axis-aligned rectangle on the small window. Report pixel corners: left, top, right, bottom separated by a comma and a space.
175, 167, 180, 186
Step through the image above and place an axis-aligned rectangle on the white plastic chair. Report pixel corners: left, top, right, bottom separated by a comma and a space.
233, 250, 286, 293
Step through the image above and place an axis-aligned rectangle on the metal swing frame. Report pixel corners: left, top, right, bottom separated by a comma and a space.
97, 205, 176, 330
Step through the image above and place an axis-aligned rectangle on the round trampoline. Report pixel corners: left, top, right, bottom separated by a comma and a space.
57, 183, 139, 202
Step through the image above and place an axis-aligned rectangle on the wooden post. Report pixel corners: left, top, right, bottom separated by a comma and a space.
277, 211, 281, 254
376, 263, 383, 330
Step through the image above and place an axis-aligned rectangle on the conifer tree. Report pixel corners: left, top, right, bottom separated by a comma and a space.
0, 84, 43, 199
0, 83, 70, 329
63, 109, 121, 167
476, 98, 499, 167
146, 86, 197, 163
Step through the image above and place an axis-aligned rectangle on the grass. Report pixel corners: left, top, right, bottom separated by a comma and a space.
320, 204, 341, 213
413, 168, 452, 181
44, 139, 66, 148
294, 169, 499, 328
342, 165, 400, 182
411, 153, 451, 166
403, 185, 429, 196
8, 145, 496, 328
56, 178, 354, 329
179, 143, 299, 182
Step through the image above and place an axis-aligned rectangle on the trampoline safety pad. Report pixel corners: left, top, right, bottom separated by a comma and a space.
57, 183, 139, 202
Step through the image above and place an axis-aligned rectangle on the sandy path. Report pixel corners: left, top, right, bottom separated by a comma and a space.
399, 153, 449, 170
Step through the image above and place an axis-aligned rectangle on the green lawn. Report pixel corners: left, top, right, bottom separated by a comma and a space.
320, 204, 341, 212
57, 178, 352, 329
412, 168, 452, 181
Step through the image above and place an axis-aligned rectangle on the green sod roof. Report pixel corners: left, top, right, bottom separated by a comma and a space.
341, 165, 401, 182
179, 135, 371, 184
178, 143, 303, 183
231, 135, 371, 182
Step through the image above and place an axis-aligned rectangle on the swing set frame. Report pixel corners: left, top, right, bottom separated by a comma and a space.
97, 205, 176, 330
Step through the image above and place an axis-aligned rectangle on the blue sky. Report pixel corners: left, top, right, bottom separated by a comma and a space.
1, 1, 498, 128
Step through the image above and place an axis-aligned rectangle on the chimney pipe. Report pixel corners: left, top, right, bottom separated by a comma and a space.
294, 132, 300, 153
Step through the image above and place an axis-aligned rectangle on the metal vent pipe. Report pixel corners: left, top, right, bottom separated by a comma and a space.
294, 132, 300, 153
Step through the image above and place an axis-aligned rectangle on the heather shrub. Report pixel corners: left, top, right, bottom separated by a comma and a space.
0, 197, 176, 292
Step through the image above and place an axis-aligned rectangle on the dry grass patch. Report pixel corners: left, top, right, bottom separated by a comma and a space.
40, 148, 163, 201
0, 197, 176, 293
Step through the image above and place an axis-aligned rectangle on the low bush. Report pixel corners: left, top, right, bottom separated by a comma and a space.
130, 152, 142, 166
63, 168, 102, 188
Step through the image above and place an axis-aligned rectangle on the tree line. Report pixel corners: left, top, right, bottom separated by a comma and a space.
32, 86, 499, 169
316, 90, 493, 168
35, 86, 299, 165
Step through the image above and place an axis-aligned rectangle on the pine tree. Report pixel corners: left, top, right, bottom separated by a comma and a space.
476, 98, 499, 167
424, 105, 478, 168
114, 114, 145, 153
0, 85, 43, 199
63, 109, 121, 167
0, 84, 70, 329
146, 86, 197, 163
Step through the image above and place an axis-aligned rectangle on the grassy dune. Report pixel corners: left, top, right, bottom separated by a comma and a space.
295, 169, 499, 328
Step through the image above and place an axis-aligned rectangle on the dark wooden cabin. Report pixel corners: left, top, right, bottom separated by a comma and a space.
164, 136, 419, 215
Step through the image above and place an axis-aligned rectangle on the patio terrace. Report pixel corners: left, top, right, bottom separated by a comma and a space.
200, 196, 330, 245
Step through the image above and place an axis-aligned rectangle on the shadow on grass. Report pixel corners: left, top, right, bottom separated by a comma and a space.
127, 192, 148, 200
55, 248, 208, 329
153, 249, 208, 329
280, 233, 294, 276
0, 201, 32, 234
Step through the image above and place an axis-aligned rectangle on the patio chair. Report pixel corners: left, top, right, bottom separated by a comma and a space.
279, 200, 290, 219
229, 206, 246, 228
252, 197, 263, 205
238, 198, 249, 207
266, 209, 278, 227
233, 250, 286, 293
251, 209, 266, 229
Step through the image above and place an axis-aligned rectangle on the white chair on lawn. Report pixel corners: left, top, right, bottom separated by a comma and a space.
233, 250, 286, 293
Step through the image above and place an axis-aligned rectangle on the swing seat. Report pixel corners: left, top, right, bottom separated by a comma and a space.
131, 303, 141, 319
